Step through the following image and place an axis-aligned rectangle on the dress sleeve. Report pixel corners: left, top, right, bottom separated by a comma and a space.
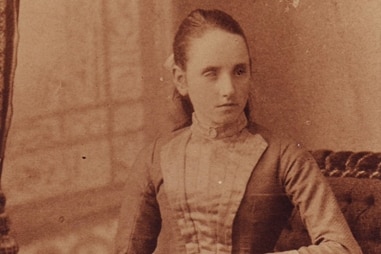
276, 141, 362, 254
114, 142, 161, 254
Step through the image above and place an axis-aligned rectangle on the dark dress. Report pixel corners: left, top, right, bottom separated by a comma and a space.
115, 116, 361, 254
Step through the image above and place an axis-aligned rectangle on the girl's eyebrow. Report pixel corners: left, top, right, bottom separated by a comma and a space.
235, 63, 249, 69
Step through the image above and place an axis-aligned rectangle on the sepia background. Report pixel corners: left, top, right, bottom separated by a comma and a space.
1, 0, 380, 253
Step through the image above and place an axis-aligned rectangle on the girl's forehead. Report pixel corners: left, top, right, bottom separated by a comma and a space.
186, 29, 250, 68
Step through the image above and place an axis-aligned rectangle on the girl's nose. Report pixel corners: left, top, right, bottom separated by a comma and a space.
218, 74, 235, 97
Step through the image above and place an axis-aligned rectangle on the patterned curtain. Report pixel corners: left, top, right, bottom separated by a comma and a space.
0, 0, 19, 253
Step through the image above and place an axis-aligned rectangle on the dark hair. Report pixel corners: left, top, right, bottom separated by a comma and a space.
170, 9, 253, 130
173, 9, 249, 70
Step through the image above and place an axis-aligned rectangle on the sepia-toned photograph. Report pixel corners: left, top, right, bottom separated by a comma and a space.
0, 0, 380, 253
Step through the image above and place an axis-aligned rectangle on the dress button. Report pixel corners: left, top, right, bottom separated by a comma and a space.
209, 128, 218, 138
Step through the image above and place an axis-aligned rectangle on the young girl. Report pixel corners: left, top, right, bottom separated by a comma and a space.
115, 9, 362, 254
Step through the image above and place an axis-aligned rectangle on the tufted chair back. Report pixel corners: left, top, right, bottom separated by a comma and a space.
276, 151, 381, 254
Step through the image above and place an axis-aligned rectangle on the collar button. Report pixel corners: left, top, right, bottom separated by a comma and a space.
208, 128, 218, 138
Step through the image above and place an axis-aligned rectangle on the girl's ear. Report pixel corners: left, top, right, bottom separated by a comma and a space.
172, 65, 188, 96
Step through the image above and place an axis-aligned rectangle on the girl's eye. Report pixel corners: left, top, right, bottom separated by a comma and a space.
203, 70, 217, 78
234, 67, 247, 76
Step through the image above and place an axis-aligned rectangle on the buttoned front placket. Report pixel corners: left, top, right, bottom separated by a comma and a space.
160, 118, 268, 253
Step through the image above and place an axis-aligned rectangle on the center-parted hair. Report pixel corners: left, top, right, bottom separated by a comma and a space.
173, 9, 250, 70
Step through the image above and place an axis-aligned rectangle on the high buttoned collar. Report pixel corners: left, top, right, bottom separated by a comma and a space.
190, 113, 248, 139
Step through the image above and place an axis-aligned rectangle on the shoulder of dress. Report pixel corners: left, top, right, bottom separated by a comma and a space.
155, 126, 190, 144
247, 122, 306, 154
247, 122, 282, 144
144, 126, 192, 157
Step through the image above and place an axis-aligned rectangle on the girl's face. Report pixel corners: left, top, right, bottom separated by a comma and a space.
175, 28, 251, 127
